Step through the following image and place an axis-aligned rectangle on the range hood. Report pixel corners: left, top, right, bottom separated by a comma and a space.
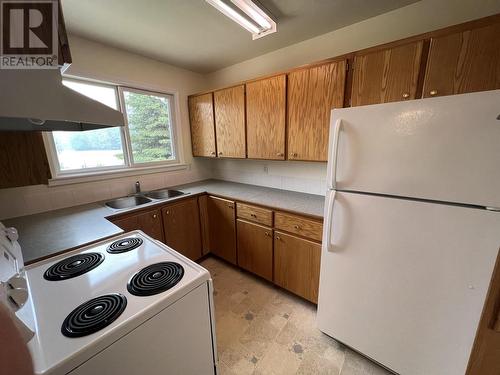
0, 69, 125, 131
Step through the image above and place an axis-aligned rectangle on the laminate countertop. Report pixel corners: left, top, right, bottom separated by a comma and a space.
4, 179, 325, 265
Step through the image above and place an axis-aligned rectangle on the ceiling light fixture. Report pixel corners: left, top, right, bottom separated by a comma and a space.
206, 0, 277, 40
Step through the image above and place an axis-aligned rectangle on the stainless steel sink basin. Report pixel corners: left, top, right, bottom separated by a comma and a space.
105, 195, 152, 209
144, 189, 185, 200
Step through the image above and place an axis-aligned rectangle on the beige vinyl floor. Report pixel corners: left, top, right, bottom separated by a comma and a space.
200, 257, 392, 375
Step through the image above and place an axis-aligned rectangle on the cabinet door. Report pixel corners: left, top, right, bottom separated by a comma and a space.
351, 41, 424, 106
189, 93, 216, 157
162, 197, 202, 261
423, 23, 500, 98
214, 85, 246, 158
112, 208, 164, 242
246, 75, 286, 160
467, 251, 500, 375
287, 60, 346, 161
237, 219, 273, 281
208, 196, 237, 264
198, 195, 211, 256
274, 231, 321, 303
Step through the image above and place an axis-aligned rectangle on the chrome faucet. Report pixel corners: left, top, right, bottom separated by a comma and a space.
135, 181, 141, 194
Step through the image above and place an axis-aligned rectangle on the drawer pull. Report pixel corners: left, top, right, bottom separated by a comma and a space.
264, 232, 270, 237
227, 204, 234, 209
402, 92, 410, 99
251, 214, 257, 218
276, 235, 281, 240
153, 214, 158, 219
294, 225, 300, 230
429, 89, 438, 96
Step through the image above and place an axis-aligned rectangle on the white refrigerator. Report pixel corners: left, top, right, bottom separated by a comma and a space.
317, 90, 500, 375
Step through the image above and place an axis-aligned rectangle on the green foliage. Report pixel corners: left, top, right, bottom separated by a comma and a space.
54, 128, 122, 151
124, 91, 173, 163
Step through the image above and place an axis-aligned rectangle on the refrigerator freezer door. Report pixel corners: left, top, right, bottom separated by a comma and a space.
317, 191, 500, 375
327, 90, 500, 208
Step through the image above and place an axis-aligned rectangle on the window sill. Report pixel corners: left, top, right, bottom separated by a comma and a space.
48, 163, 189, 187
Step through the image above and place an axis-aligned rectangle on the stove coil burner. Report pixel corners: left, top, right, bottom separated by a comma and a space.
127, 262, 184, 296
61, 294, 127, 338
44, 253, 104, 281
106, 237, 143, 254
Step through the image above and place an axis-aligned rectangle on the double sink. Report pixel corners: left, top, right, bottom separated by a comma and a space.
105, 189, 186, 210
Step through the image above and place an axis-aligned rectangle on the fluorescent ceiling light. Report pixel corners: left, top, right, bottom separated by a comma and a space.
206, 0, 277, 40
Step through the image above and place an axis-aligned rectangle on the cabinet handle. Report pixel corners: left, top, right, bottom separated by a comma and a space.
227, 204, 233, 209
294, 225, 300, 230
165, 211, 170, 215
251, 213, 257, 218
276, 235, 281, 240
290, 152, 298, 158
276, 152, 284, 157
153, 214, 158, 219
211, 151, 216, 156
429, 90, 438, 96
264, 232, 270, 236
402, 92, 410, 99
218, 152, 223, 156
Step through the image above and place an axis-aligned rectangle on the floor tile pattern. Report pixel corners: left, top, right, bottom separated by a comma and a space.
201, 257, 392, 375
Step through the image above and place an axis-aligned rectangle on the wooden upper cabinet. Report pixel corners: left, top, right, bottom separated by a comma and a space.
214, 85, 246, 158
423, 22, 500, 98
351, 41, 424, 106
162, 197, 202, 261
189, 93, 216, 157
246, 75, 286, 160
287, 60, 346, 161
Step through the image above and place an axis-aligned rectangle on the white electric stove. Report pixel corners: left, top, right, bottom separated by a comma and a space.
0, 226, 218, 375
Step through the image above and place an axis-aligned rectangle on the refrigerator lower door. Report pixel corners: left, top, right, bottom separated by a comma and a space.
317, 190, 500, 375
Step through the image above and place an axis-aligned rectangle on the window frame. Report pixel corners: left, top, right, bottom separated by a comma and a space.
118, 86, 179, 168
44, 77, 183, 181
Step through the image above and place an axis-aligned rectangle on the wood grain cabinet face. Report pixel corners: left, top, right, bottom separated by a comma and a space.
161, 197, 202, 261
246, 75, 286, 160
237, 219, 273, 281
274, 231, 321, 303
188, 93, 216, 157
214, 85, 246, 158
466, 251, 500, 375
111, 208, 164, 242
351, 41, 424, 106
423, 23, 500, 98
207, 196, 237, 264
287, 60, 346, 161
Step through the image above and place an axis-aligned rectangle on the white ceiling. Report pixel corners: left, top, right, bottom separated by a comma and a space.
62, 0, 419, 73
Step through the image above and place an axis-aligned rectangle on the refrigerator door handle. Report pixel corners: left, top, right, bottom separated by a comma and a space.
331, 119, 342, 189
325, 190, 336, 252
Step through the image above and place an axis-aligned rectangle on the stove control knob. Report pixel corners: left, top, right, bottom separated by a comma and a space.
4, 227, 18, 242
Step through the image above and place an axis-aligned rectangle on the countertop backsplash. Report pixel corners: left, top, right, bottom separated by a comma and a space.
0, 159, 327, 220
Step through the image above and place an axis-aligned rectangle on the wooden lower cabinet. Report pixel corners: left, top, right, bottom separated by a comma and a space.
161, 197, 202, 261
208, 196, 237, 264
274, 231, 321, 303
236, 219, 273, 281
466, 251, 500, 375
111, 208, 164, 242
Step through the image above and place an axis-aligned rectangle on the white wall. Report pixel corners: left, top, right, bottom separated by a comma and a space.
0, 36, 212, 220
205, 0, 500, 195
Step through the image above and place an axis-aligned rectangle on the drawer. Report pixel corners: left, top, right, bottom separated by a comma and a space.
274, 212, 322, 241
236, 202, 273, 227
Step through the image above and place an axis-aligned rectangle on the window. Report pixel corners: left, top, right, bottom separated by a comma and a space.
47, 78, 179, 177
